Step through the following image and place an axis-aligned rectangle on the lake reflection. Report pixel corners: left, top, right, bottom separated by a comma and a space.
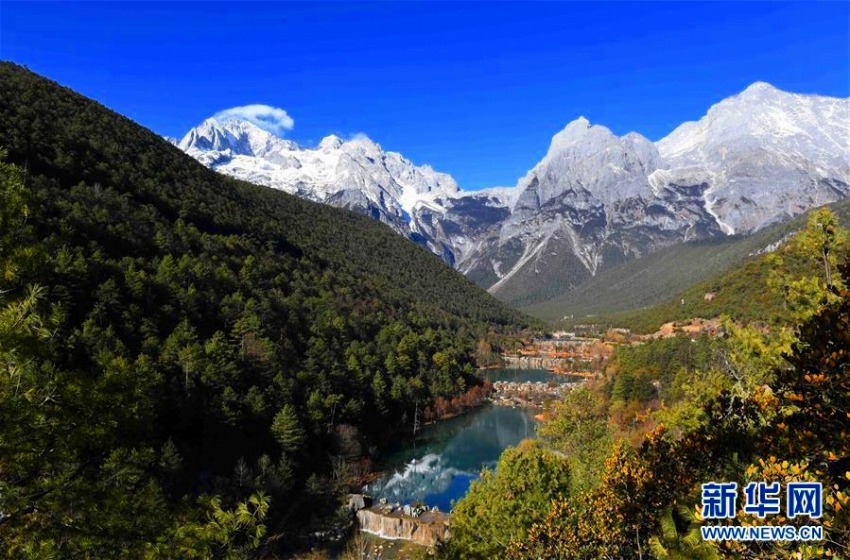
365, 369, 558, 511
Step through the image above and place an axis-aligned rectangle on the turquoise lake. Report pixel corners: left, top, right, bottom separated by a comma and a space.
364, 368, 570, 511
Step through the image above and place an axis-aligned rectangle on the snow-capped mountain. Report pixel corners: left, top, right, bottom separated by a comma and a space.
460, 117, 725, 301
655, 82, 850, 234
177, 83, 849, 308
178, 117, 473, 261
465, 83, 849, 304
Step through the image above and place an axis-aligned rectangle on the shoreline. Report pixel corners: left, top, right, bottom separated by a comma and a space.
421, 399, 489, 426
356, 401, 494, 488
358, 365, 559, 498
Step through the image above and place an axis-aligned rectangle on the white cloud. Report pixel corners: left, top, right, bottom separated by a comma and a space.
213, 104, 294, 136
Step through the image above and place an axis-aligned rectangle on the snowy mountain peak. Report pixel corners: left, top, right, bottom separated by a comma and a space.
179, 117, 300, 163
319, 134, 344, 150
567, 115, 591, 129
547, 116, 598, 150
741, 81, 779, 95
179, 118, 231, 152
345, 135, 382, 154
177, 116, 464, 261
656, 83, 849, 232
658, 83, 849, 161
513, 117, 659, 209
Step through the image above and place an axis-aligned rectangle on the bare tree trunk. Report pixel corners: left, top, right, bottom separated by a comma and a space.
823, 246, 832, 288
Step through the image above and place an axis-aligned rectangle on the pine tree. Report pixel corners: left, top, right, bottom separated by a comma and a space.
271, 404, 306, 454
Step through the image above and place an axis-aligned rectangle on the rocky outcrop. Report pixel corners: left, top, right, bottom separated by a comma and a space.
347, 493, 372, 512
356, 505, 450, 547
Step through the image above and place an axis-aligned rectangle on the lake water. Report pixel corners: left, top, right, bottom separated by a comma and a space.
364, 368, 569, 511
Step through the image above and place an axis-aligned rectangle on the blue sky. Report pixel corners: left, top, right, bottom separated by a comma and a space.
2, 1, 848, 190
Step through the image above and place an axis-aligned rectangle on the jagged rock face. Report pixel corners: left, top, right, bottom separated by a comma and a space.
512, 118, 658, 213
177, 83, 849, 308
178, 118, 465, 261
472, 85, 849, 305
657, 82, 850, 234
417, 188, 514, 270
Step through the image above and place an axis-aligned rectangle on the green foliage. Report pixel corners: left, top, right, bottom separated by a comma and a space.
0, 62, 529, 555
755, 261, 850, 554
271, 404, 305, 454
447, 214, 850, 559
537, 387, 612, 493
652, 367, 730, 440
611, 334, 721, 402
0, 154, 173, 556
145, 493, 270, 560
444, 441, 571, 559
773, 261, 850, 467
0, 150, 44, 283
767, 207, 848, 324
648, 505, 719, 560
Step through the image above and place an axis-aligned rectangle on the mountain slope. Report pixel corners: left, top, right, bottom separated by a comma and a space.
531, 199, 850, 329
177, 84, 849, 312
1, 65, 522, 327
0, 62, 527, 553
479, 84, 849, 307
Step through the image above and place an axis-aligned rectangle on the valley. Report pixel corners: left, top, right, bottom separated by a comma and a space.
176, 84, 850, 321
1, 20, 848, 558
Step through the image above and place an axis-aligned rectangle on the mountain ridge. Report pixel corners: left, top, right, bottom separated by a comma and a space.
522, 197, 850, 322
176, 83, 849, 311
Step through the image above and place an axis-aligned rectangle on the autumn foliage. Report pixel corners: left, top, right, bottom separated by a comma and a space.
444, 210, 850, 559
423, 380, 493, 422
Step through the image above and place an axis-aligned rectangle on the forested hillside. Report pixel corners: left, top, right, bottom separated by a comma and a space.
539, 201, 850, 333
441, 210, 850, 559
0, 63, 527, 557
524, 199, 850, 322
